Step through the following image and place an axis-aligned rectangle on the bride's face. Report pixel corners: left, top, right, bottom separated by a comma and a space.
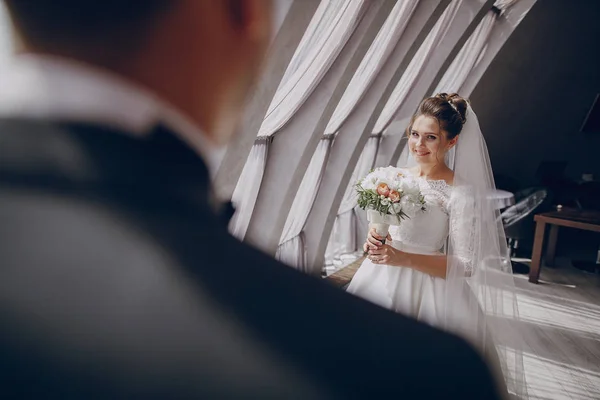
408, 115, 457, 165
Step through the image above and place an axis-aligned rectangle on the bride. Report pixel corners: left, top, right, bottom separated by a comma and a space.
347, 93, 527, 399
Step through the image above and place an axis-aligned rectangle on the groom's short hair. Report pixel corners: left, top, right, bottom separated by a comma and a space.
4, 0, 173, 54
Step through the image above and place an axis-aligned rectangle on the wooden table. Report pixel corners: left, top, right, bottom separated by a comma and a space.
529, 208, 600, 283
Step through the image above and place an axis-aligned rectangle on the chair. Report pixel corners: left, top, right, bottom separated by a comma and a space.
501, 189, 549, 274
576, 181, 600, 211
513, 187, 544, 203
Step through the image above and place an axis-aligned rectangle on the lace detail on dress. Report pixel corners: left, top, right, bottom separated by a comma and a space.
420, 179, 452, 215
448, 187, 477, 276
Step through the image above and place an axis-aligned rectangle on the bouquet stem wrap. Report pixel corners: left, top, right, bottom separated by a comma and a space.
367, 210, 401, 245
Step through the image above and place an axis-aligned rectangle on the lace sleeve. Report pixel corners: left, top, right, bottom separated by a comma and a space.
448, 187, 477, 277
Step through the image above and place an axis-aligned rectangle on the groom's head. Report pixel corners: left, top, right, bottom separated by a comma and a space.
3, 0, 275, 144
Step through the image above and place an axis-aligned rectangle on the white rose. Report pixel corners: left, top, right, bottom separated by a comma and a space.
401, 181, 420, 196
361, 177, 375, 190
400, 195, 420, 216
389, 181, 401, 191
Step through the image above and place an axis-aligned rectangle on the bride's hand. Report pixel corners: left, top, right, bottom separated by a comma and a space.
367, 243, 406, 266
363, 228, 392, 253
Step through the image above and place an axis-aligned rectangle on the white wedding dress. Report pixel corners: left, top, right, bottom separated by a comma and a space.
347, 169, 510, 398
347, 171, 456, 324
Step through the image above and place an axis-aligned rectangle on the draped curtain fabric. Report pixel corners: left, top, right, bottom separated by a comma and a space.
258, 0, 367, 137
434, 0, 521, 95
229, 138, 271, 239
276, 138, 333, 270
278, 2, 422, 270
324, 0, 420, 135
229, 0, 365, 239
493, 0, 520, 13
325, 135, 380, 268
372, 0, 462, 135
433, 11, 497, 94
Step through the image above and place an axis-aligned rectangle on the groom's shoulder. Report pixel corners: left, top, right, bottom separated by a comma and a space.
222, 234, 467, 347
225, 240, 501, 397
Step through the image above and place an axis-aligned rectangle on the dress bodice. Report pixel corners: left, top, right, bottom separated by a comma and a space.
388, 173, 453, 254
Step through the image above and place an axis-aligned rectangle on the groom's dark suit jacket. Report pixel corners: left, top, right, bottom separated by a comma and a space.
0, 118, 502, 399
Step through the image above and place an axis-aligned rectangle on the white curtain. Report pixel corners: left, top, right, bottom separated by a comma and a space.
372, 0, 462, 134
258, 0, 367, 137
278, 1, 421, 270
433, 11, 497, 94
325, 135, 380, 266
494, 0, 520, 13
229, 139, 270, 239
229, 0, 364, 239
276, 138, 333, 270
324, 0, 420, 135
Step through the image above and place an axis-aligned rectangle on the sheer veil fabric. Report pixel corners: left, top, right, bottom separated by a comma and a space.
404, 107, 527, 398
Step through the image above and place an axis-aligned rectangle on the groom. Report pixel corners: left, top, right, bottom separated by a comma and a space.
0, 1, 502, 398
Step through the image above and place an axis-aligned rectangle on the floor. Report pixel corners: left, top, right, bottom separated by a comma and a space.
323, 251, 363, 277
511, 258, 600, 400
325, 257, 600, 399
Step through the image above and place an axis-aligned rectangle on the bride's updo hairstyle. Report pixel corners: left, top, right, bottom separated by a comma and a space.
408, 93, 469, 139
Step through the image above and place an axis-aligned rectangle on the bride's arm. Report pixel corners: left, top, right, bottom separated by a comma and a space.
365, 229, 448, 278
367, 243, 448, 279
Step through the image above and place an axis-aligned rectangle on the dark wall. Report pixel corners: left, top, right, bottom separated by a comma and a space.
470, 0, 600, 186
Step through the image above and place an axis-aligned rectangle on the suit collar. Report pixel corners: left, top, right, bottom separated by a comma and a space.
0, 119, 209, 193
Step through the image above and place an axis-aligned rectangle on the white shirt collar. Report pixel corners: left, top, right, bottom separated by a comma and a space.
0, 54, 222, 173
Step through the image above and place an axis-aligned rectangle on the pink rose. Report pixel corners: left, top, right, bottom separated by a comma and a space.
376, 183, 390, 197
388, 190, 400, 203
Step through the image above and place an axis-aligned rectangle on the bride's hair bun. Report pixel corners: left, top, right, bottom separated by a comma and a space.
435, 93, 468, 123
409, 93, 469, 139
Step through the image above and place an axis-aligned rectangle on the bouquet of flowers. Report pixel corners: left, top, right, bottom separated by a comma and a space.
355, 166, 426, 243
